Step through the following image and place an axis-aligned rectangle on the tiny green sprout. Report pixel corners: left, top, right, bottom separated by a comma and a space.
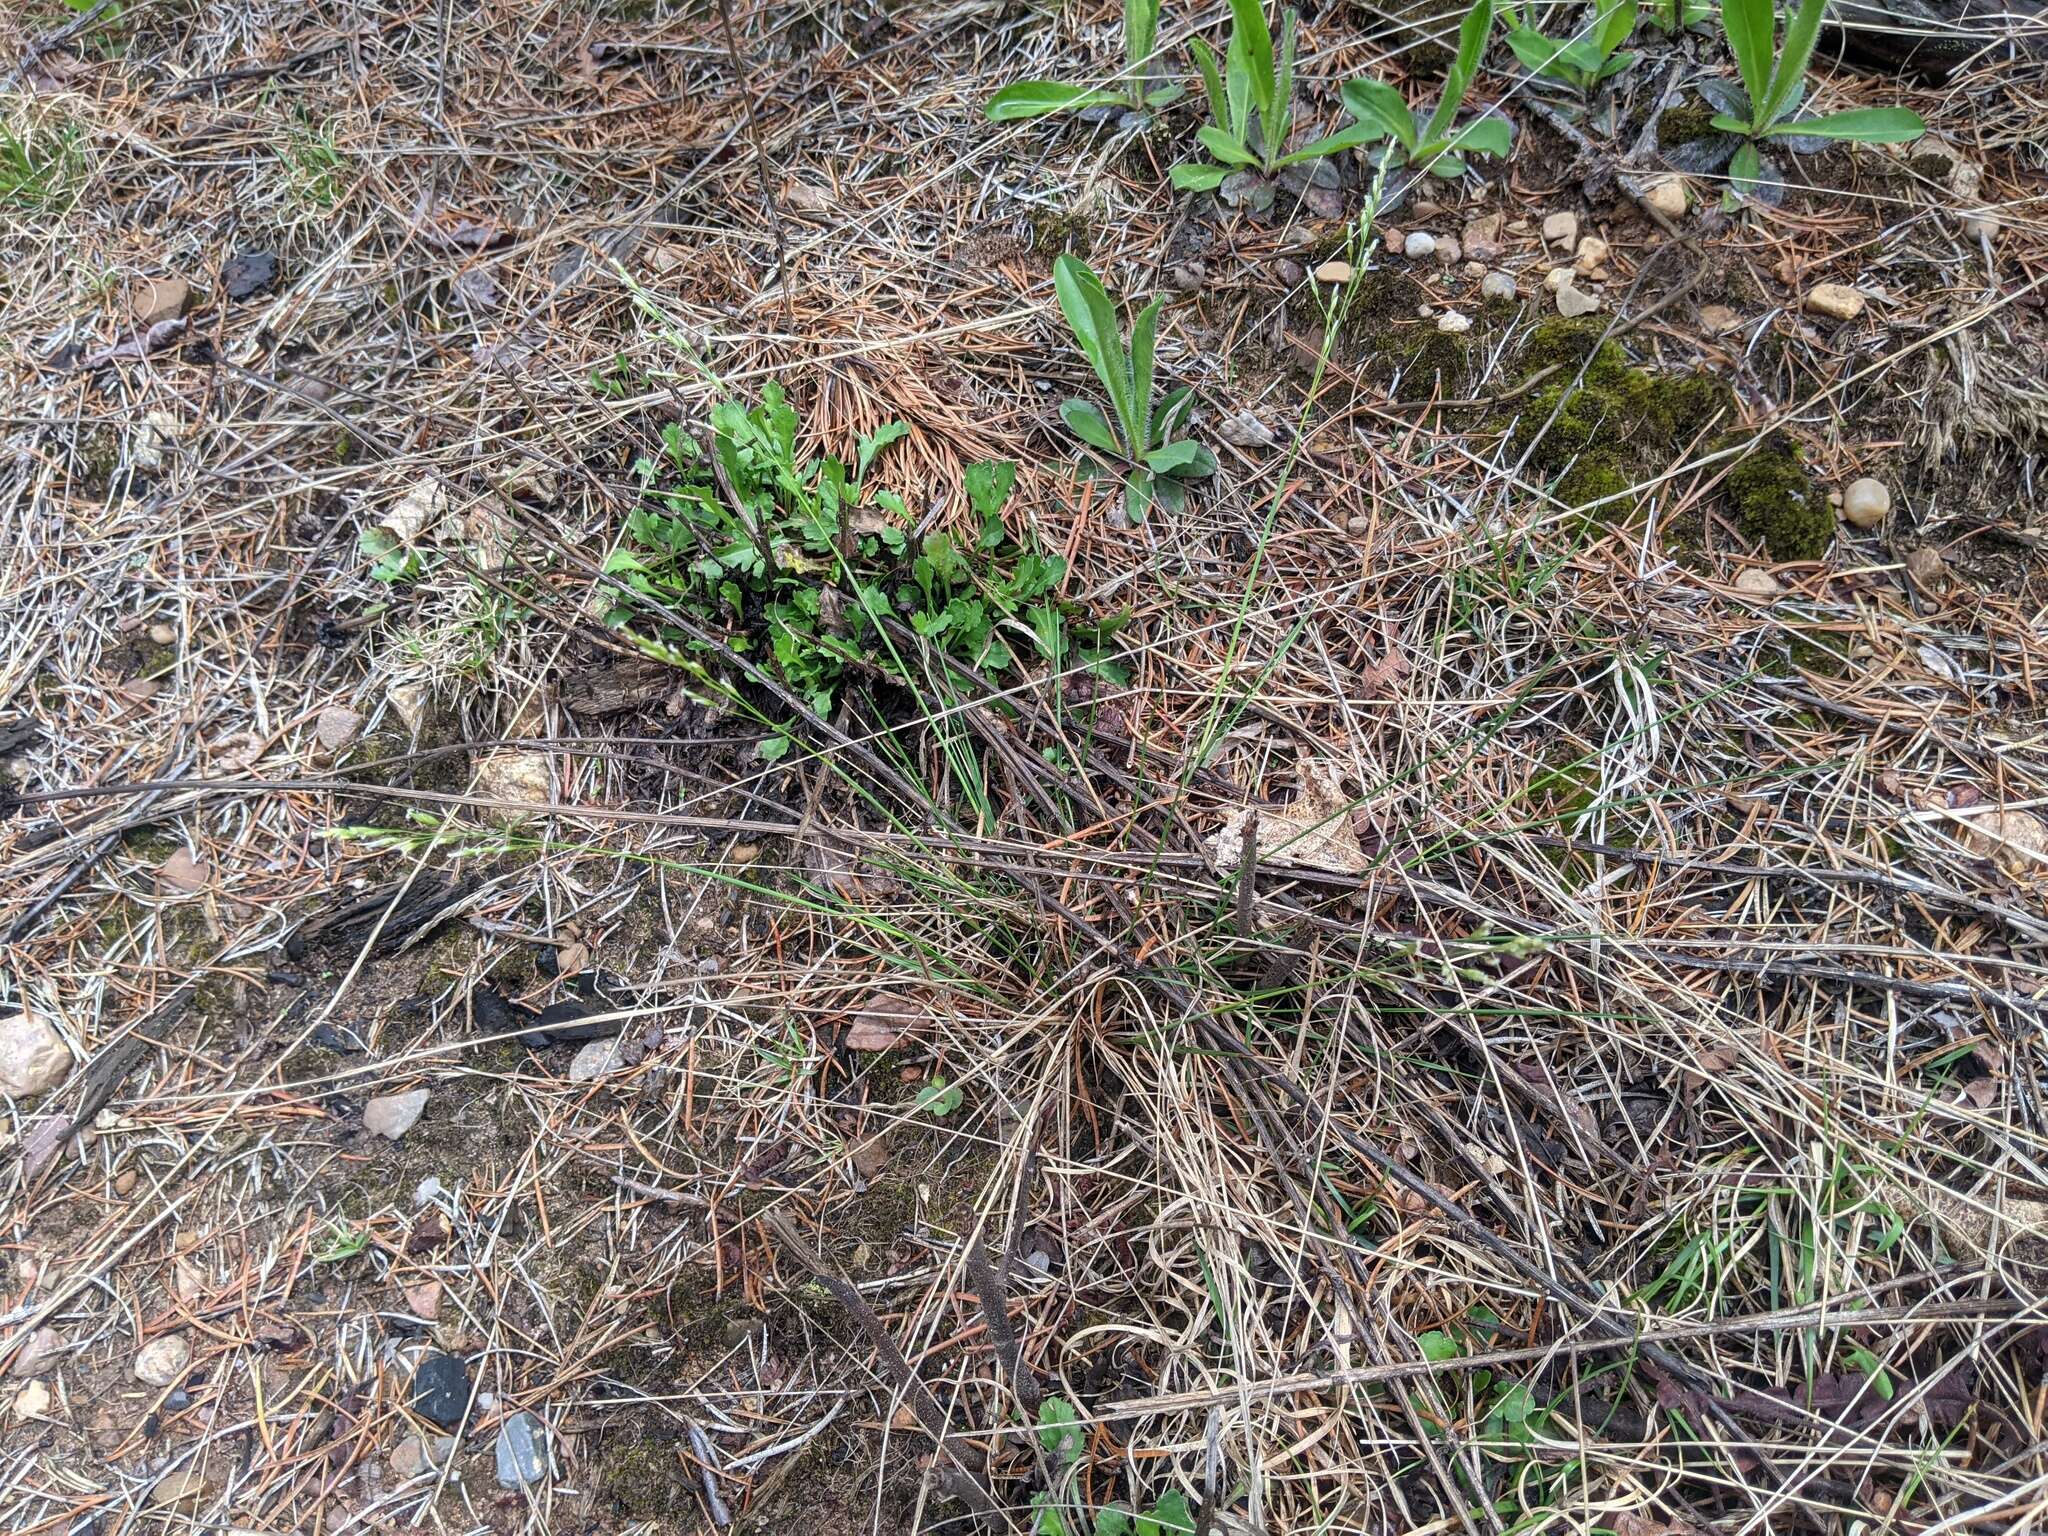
1051, 254, 1216, 521
915, 1075, 964, 1116
987, 0, 1186, 122
1643, 0, 1710, 31
316, 1222, 372, 1263
1337, 0, 1513, 180
1507, 0, 1639, 95
358, 525, 419, 584
1701, 0, 1925, 204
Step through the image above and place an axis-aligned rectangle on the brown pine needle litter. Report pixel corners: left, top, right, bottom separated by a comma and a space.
2, 1, 2045, 1535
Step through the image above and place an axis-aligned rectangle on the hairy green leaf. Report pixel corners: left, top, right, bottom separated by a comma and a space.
1764, 105, 1926, 141
986, 81, 1120, 120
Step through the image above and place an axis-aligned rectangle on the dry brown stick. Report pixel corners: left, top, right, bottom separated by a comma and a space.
711, 0, 794, 331
756, 1208, 1007, 1525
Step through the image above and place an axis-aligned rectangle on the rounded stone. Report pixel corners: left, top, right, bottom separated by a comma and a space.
1480, 271, 1517, 302
1403, 231, 1436, 260
411, 1352, 472, 1428
1841, 478, 1891, 529
135, 1333, 192, 1387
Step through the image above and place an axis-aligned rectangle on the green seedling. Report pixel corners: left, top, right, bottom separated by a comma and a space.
1507, 0, 1639, 94
1171, 0, 1375, 205
608, 395, 1114, 732
1700, 0, 1924, 203
987, 0, 1186, 121
914, 1075, 963, 1116
1051, 254, 1215, 520
1643, 0, 1710, 30
1337, 0, 1513, 179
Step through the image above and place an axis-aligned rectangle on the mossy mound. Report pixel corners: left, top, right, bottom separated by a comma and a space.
1722, 431, 1832, 561
1656, 100, 1720, 151
1507, 318, 1751, 533
1299, 269, 1478, 403
1511, 323, 1830, 561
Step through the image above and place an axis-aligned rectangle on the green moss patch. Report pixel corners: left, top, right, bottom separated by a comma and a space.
1722, 431, 1832, 561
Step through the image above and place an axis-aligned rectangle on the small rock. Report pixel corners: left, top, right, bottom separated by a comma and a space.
476, 750, 553, 812
495, 1411, 547, 1487
1573, 235, 1610, 275
1642, 176, 1688, 219
1542, 266, 1574, 293
314, 705, 365, 756
1961, 211, 1999, 241
145, 620, 177, 646
148, 1469, 212, 1512
1272, 258, 1305, 286
1698, 303, 1742, 334
11, 1379, 51, 1419
364, 1088, 430, 1141
1732, 567, 1782, 598
1435, 311, 1472, 334
1434, 235, 1461, 265
1462, 260, 1485, 278
1410, 199, 1443, 221
1403, 231, 1436, 260
1805, 283, 1867, 322
1841, 477, 1891, 529
404, 1281, 443, 1320
1462, 212, 1504, 261
411, 1352, 472, 1428
0, 1010, 72, 1097
1344, 515, 1372, 535
135, 1333, 191, 1387
1480, 270, 1518, 302
1555, 284, 1601, 318
567, 1036, 632, 1083
1312, 259, 1353, 284
1168, 260, 1206, 292
157, 847, 210, 896
221, 250, 278, 300
1904, 546, 1948, 592
415, 1176, 447, 1205
129, 276, 191, 327
114, 1168, 137, 1196
1506, 217, 1532, 236
391, 1437, 427, 1480
8, 1328, 65, 1379
1541, 211, 1578, 249
1218, 411, 1276, 449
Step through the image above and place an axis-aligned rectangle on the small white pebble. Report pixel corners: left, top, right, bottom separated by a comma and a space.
1436, 311, 1472, 334
1403, 231, 1437, 260
1573, 235, 1610, 275
1841, 477, 1891, 529
1733, 567, 1782, 599
1480, 270, 1518, 302
1543, 266, 1574, 293
1541, 211, 1578, 249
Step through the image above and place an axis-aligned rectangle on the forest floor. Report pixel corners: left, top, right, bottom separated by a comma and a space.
2, 1, 2046, 1534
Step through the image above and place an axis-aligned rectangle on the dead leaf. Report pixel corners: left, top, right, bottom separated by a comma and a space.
846, 994, 921, 1051
157, 848, 210, 895
1210, 752, 1370, 875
